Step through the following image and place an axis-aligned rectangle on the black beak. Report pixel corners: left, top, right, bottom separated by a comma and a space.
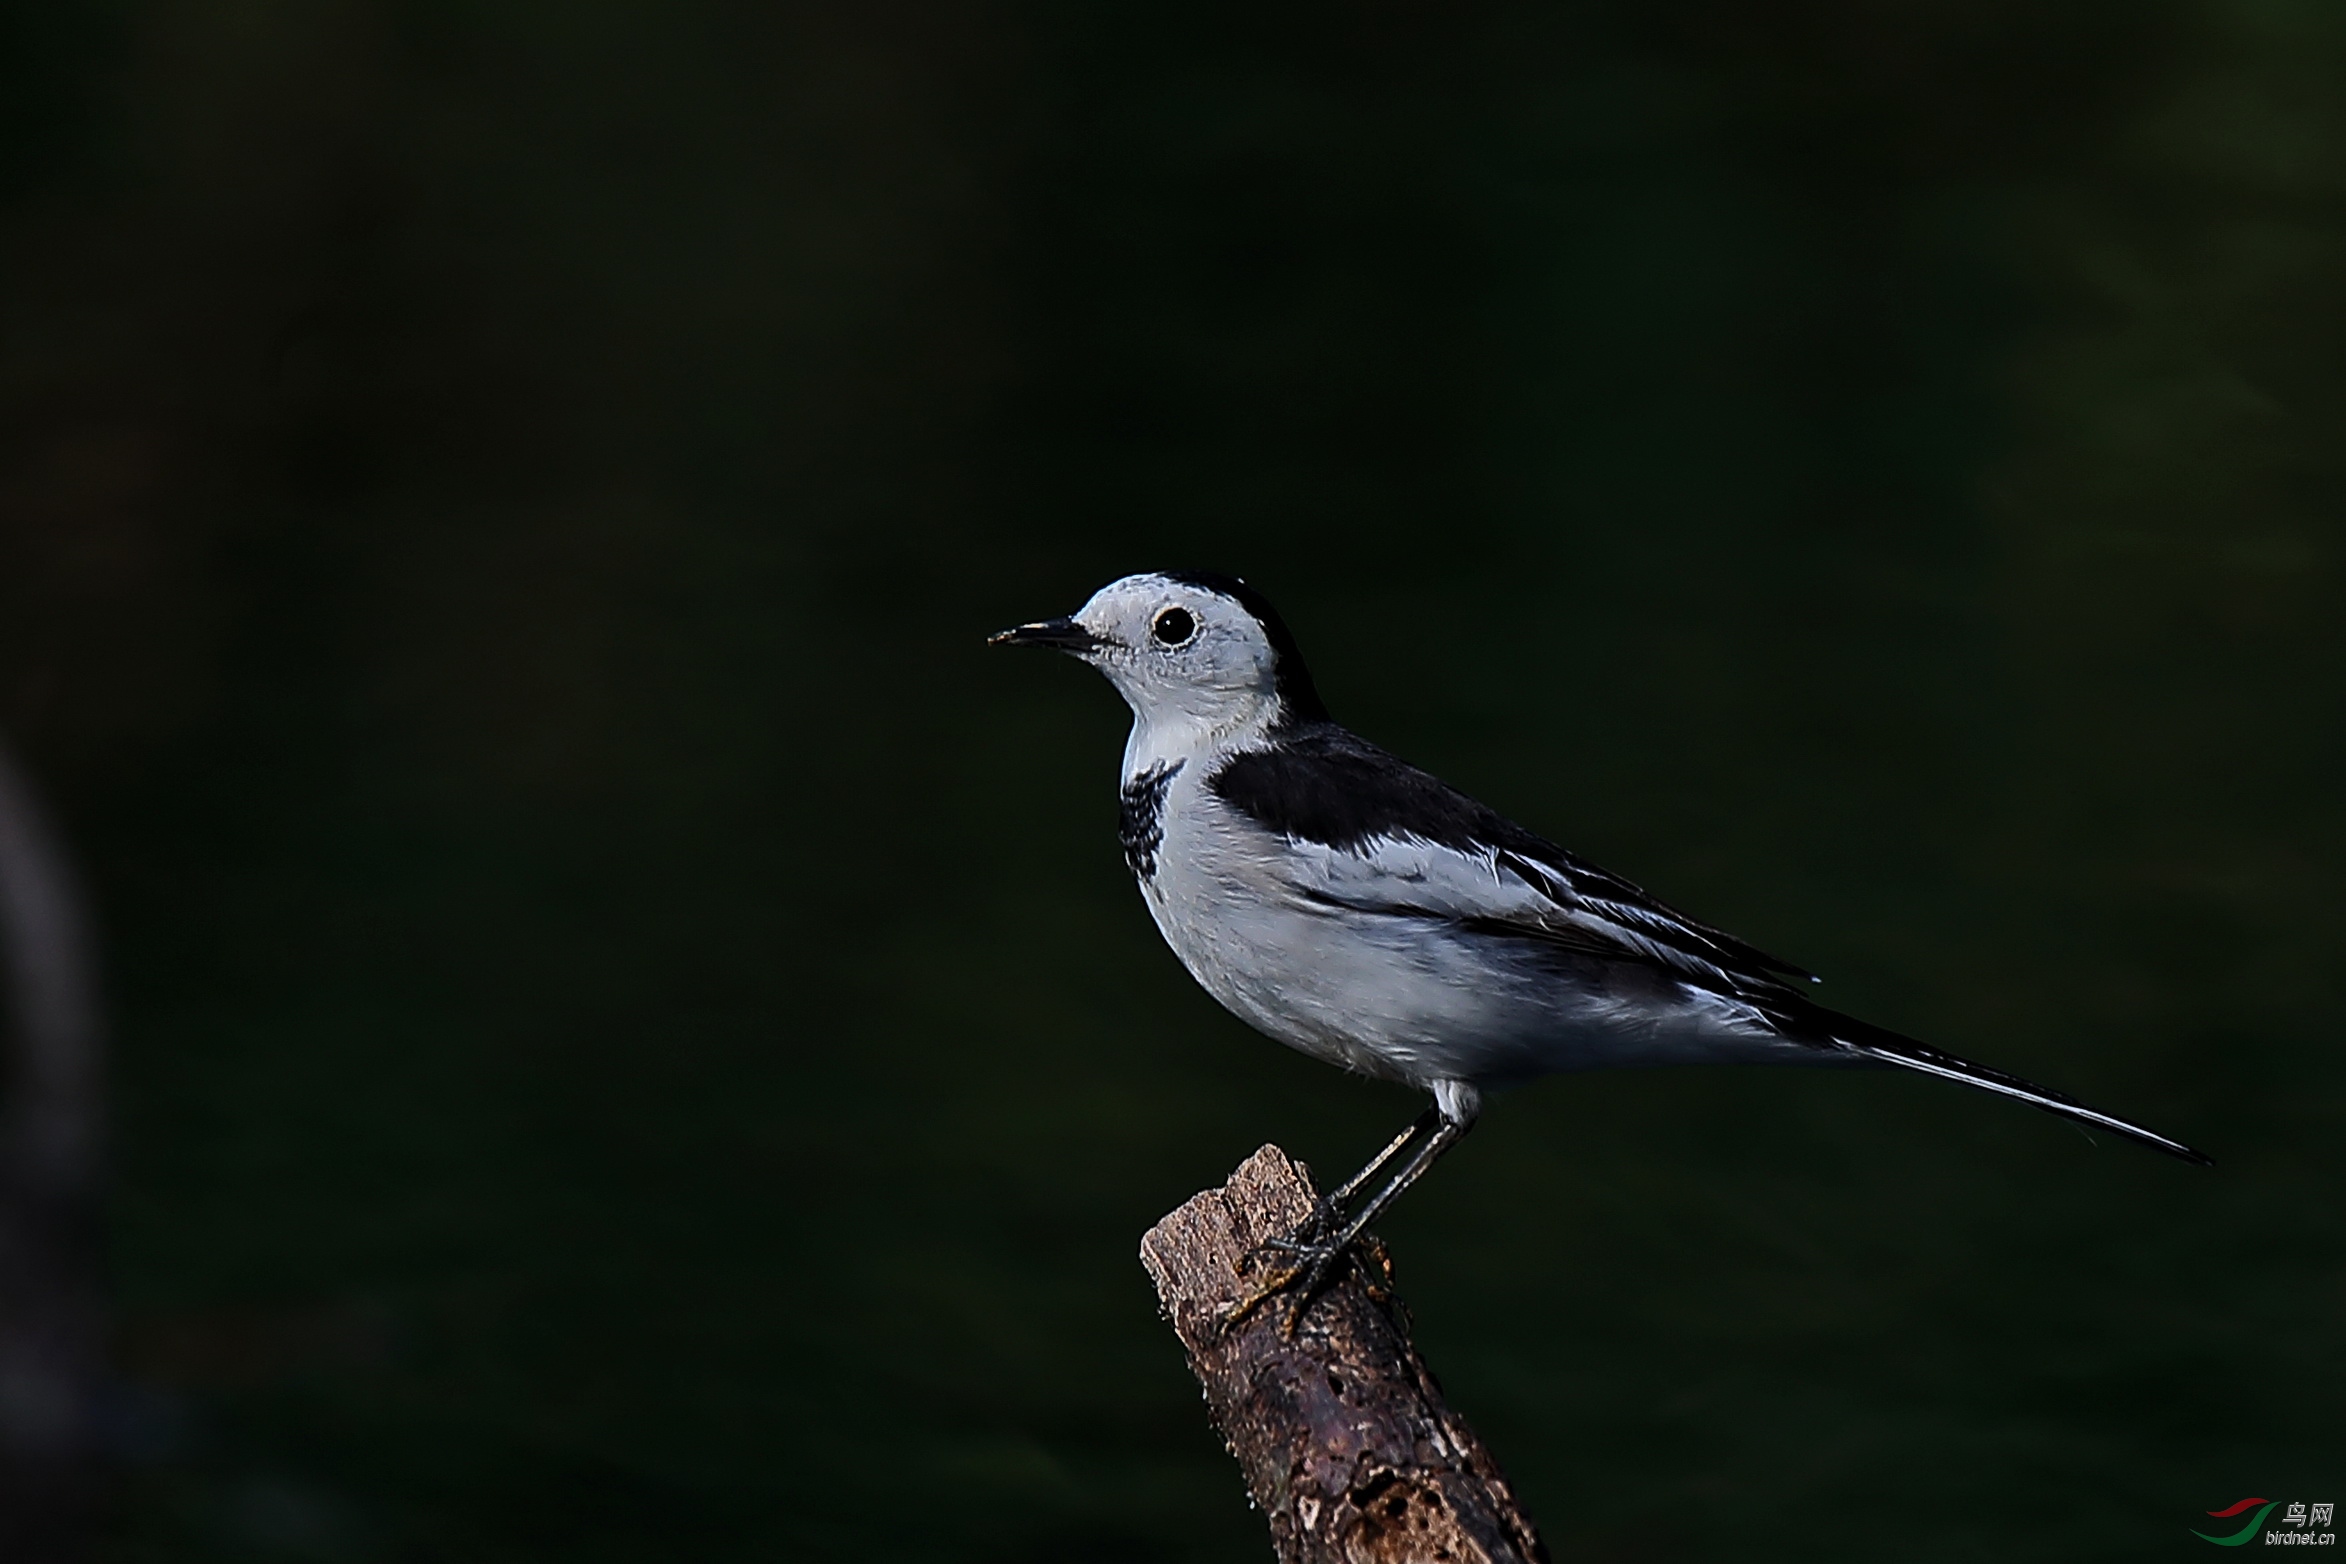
987, 616, 1104, 654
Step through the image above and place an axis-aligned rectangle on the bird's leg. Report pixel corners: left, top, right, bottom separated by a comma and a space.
1256, 1104, 1442, 1253
1223, 1109, 1470, 1336
1325, 1104, 1444, 1212
1244, 1107, 1438, 1276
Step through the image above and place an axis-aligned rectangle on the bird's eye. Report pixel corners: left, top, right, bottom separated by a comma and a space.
1152, 606, 1196, 647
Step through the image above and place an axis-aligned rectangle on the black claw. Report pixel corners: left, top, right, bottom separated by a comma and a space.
1226, 1226, 1371, 1337
1240, 1204, 1343, 1274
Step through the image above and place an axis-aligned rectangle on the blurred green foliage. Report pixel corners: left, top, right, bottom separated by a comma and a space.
0, 1, 2339, 1559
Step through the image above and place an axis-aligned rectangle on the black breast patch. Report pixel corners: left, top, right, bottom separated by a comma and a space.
1119, 760, 1183, 880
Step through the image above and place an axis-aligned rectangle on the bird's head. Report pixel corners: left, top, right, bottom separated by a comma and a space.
990, 571, 1327, 745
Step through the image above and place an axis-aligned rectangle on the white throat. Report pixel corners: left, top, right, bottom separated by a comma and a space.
1119, 695, 1284, 781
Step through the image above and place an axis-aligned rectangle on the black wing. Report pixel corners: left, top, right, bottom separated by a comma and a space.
1210, 724, 2213, 1165
1209, 722, 1813, 999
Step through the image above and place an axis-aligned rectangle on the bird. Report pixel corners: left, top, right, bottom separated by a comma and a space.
992, 570, 2210, 1324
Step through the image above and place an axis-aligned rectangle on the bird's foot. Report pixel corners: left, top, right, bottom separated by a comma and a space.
1220, 1218, 1362, 1338
1219, 1251, 1330, 1338
1274, 1194, 1344, 1246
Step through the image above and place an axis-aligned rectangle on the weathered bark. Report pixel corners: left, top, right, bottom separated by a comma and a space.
1141, 1146, 1547, 1564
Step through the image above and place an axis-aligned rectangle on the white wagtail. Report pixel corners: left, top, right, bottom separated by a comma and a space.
994, 571, 2210, 1320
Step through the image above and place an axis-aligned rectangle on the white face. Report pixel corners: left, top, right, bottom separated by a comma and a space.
1067, 573, 1282, 738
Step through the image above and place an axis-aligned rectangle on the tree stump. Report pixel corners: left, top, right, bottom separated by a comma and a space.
1140, 1145, 1548, 1564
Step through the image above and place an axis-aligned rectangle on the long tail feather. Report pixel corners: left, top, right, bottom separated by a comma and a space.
1814, 1015, 2212, 1166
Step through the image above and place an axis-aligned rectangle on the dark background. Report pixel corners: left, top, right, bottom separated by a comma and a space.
3, 2, 2340, 1559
